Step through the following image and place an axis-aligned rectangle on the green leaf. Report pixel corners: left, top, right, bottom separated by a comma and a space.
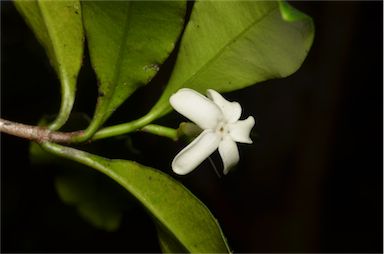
79, 1, 186, 140
147, 0, 314, 119
43, 142, 230, 253
14, 0, 84, 130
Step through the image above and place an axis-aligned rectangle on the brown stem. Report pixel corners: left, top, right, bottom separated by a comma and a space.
0, 118, 82, 143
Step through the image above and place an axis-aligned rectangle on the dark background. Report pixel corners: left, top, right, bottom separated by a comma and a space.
1, 1, 382, 253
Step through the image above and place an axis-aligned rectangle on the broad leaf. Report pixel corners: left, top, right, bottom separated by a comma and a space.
80, 1, 186, 140
146, 0, 314, 119
14, 0, 84, 130
43, 142, 230, 253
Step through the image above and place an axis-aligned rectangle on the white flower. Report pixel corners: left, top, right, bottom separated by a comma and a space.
170, 88, 255, 175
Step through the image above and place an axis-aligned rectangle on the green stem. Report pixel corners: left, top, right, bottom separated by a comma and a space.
69, 102, 172, 143
141, 124, 178, 141
90, 113, 157, 141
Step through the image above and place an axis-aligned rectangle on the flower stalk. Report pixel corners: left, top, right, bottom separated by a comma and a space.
141, 124, 179, 141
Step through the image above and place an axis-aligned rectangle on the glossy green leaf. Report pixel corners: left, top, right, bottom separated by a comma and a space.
14, 0, 84, 130
79, 1, 186, 140
43, 142, 230, 253
147, 0, 314, 119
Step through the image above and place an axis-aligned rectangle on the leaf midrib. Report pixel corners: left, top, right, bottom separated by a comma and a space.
180, 3, 278, 87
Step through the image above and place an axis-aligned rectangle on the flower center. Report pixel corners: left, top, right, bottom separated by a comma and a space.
216, 121, 229, 139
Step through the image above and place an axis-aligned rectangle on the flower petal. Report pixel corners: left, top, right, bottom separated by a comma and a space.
172, 130, 221, 175
228, 116, 255, 144
170, 88, 222, 129
207, 89, 241, 123
218, 135, 239, 175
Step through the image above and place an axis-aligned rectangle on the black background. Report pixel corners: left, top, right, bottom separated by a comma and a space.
1, 1, 382, 253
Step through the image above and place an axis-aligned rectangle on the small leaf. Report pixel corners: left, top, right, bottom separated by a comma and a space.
30, 142, 127, 231
14, 0, 84, 130
79, 1, 186, 140
29, 113, 128, 232
146, 0, 314, 119
55, 168, 127, 232
43, 142, 230, 253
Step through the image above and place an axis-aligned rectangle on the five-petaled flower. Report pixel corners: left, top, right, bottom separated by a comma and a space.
170, 88, 255, 175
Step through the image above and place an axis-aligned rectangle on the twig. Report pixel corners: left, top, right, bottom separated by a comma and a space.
0, 118, 82, 143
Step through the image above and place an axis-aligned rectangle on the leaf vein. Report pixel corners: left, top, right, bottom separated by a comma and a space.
184, 4, 278, 86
